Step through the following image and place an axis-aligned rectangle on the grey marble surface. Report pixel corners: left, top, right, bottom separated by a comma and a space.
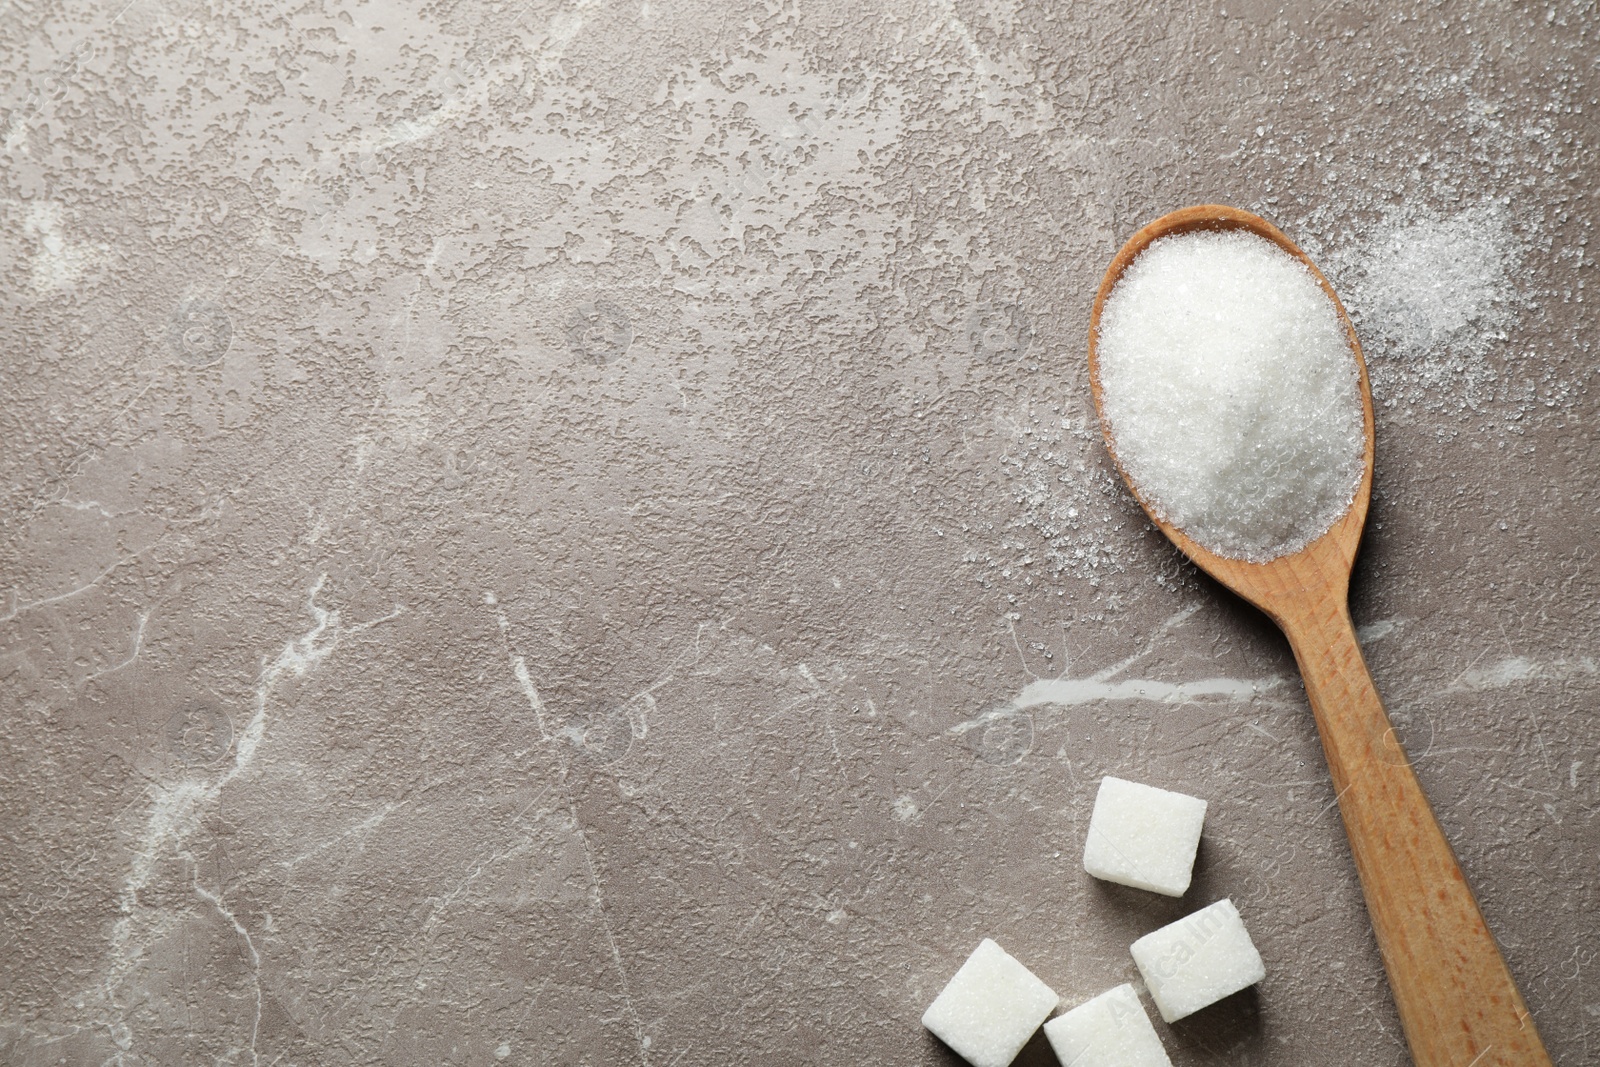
2, 1, 1596, 1065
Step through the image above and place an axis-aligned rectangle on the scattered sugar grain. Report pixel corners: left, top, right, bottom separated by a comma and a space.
1129, 898, 1266, 1023
1043, 984, 1172, 1067
1082, 776, 1207, 898
989, 397, 1132, 587
922, 938, 1059, 1067
1096, 230, 1365, 562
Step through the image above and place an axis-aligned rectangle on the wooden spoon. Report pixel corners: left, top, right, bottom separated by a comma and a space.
1087, 205, 1552, 1067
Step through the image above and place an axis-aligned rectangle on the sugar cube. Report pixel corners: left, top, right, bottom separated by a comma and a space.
922, 939, 1060, 1067
1129, 898, 1265, 1022
1082, 776, 1207, 897
1043, 984, 1172, 1067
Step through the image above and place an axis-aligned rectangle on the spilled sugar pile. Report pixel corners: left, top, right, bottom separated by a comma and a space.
1312, 201, 1535, 416
1356, 204, 1521, 357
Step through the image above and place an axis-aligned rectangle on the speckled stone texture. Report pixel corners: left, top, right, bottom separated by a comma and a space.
1, 2, 1596, 1066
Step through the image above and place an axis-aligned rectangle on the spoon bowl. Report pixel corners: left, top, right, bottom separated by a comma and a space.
1088, 205, 1551, 1067
1088, 205, 1374, 623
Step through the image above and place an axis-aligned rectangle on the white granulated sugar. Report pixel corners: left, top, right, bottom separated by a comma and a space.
1096, 230, 1365, 562
921, 938, 1059, 1067
1361, 205, 1516, 349
1327, 202, 1529, 414
1042, 984, 1173, 1067
990, 401, 1132, 588
1082, 776, 1207, 898
1129, 898, 1266, 1023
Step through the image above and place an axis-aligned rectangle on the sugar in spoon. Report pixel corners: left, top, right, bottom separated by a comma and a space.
1087, 204, 1552, 1067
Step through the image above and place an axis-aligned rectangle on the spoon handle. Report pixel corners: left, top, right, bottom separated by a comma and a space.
1281, 597, 1552, 1067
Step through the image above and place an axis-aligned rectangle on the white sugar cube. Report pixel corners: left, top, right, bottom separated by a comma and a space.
1130, 898, 1265, 1022
1082, 776, 1207, 897
1043, 984, 1172, 1067
922, 939, 1060, 1067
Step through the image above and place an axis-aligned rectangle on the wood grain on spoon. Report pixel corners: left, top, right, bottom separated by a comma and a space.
1088, 204, 1552, 1067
